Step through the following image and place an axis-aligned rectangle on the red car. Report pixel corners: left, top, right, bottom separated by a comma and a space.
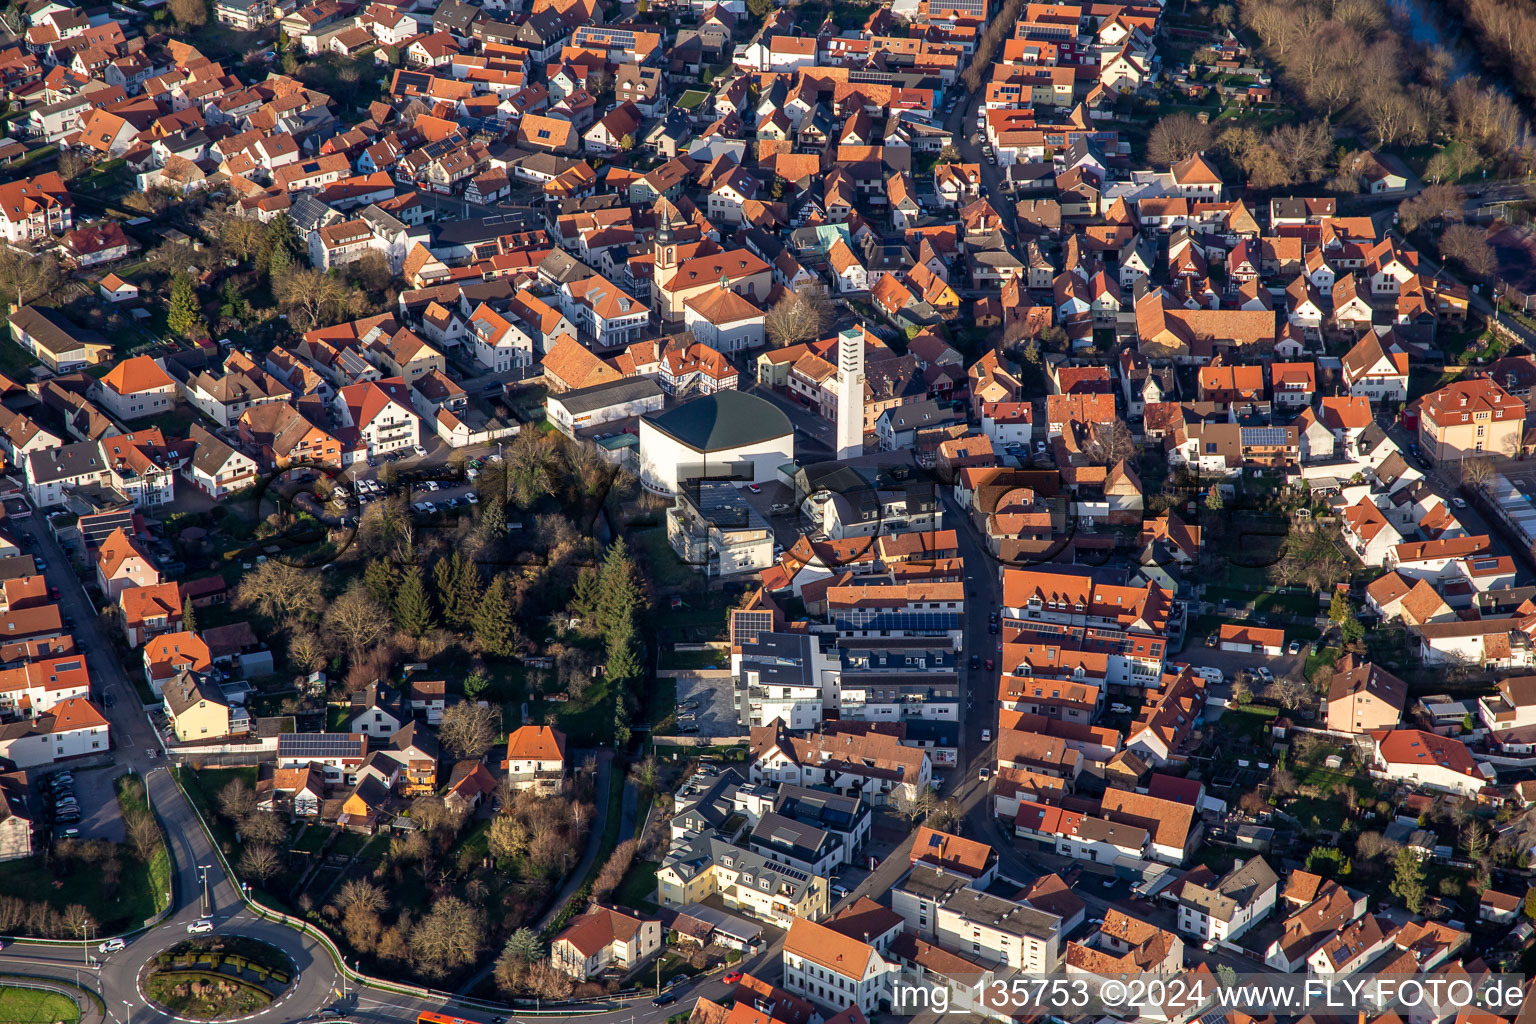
985, 658, 994, 670
723, 971, 743, 985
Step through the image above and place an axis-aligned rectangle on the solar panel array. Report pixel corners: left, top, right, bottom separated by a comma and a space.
833, 611, 962, 631
1240, 426, 1291, 447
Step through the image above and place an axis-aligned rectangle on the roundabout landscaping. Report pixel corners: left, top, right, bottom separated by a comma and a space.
139, 937, 295, 1021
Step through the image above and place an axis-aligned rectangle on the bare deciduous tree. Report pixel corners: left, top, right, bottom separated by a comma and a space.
591, 838, 637, 905
1439, 223, 1496, 277
410, 897, 484, 976
324, 582, 392, 656
236, 559, 322, 623
218, 778, 255, 819
1148, 113, 1214, 167
238, 843, 282, 883
764, 284, 832, 348
439, 701, 499, 759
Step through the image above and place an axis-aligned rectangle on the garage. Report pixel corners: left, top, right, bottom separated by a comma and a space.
1218, 624, 1284, 656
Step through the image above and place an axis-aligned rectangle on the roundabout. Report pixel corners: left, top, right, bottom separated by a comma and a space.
138, 937, 295, 1022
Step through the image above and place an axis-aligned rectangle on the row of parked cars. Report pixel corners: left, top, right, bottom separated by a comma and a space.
43, 770, 80, 839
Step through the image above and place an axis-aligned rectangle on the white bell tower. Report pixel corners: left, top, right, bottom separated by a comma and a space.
835, 327, 865, 460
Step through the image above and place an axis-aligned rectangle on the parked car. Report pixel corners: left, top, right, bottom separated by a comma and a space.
1452, 496, 1468, 508
1109, 703, 1133, 714
1254, 666, 1275, 683
1287, 640, 1302, 654
969, 654, 980, 669
979, 767, 991, 780
412, 444, 427, 456
981, 728, 992, 742
830, 884, 850, 899
984, 658, 994, 670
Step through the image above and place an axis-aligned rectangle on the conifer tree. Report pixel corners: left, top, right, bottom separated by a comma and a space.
474, 575, 515, 656
394, 565, 434, 637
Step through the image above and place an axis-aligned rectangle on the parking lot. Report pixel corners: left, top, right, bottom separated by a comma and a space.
673, 674, 739, 737
29, 764, 126, 843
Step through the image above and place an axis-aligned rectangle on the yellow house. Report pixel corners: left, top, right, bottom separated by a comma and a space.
162, 670, 234, 742
657, 836, 829, 927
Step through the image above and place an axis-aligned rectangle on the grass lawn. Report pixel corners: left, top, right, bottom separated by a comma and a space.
677, 89, 708, 110
1286, 795, 1345, 833
1221, 705, 1278, 747
180, 766, 257, 851
659, 647, 727, 670
1204, 586, 1319, 618
1305, 646, 1341, 685
632, 527, 695, 590
551, 673, 618, 746
0, 849, 158, 934
614, 860, 660, 912
292, 824, 329, 855
0, 986, 81, 1024
0, 329, 40, 380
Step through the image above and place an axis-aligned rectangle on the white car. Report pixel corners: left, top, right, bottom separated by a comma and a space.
412, 444, 427, 456
1109, 703, 1133, 714
1452, 497, 1468, 508
187, 918, 214, 934
98, 938, 125, 953
981, 728, 991, 742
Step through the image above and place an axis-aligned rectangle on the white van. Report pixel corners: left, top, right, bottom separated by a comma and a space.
1195, 666, 1224, 685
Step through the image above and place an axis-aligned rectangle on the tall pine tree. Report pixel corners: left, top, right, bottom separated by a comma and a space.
167, 273, 203, 338
453, 557, 483, 631
570, 567, 600, 628
363, 559, 398, 609
596, 538, 641, 639
181, 596, 197, 634
606, 617, 641, 686
393, 565, 434, 637
474, 575, 515, 656
434, 554, 462, 628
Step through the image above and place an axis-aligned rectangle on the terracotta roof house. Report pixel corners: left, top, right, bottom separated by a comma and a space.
503, 724, 567, 792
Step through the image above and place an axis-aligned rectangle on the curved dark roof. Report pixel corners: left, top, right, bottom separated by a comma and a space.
642, 391, 792, 452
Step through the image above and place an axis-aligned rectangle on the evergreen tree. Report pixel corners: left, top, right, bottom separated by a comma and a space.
473, 575, 516, 656
596, 538, 642, 640
463, 670, 490, 701
363, 559, 398, 610
612, 690, 632, 748
393, 565, 434, 637
570, 567, 600, 627
181, 597, 197, 634
606, 617, 642, 687
478, 496, 506, 542
434, 554, 463, 629
167, 272, 203, 338
453, 557, 483, 632
267, 241, 293, 276
219, 278, 248, 323
1391, 847, 1427, 913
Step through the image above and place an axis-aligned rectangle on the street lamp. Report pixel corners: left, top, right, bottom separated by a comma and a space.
197, 864, 213, 917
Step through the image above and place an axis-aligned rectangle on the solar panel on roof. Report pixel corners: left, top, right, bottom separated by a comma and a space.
1241, 426, 1289, 446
